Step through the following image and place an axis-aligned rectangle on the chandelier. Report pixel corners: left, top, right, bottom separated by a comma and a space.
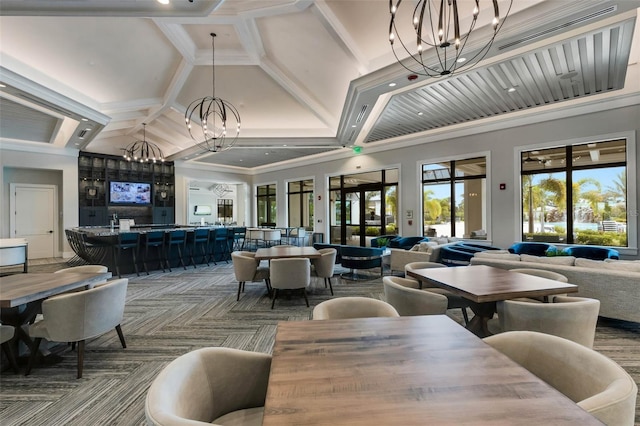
389, 0, 512, 77
185, 33, 241, 153
122, 123, 164, 163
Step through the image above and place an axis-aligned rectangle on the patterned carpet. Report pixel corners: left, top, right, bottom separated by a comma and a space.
1, 260, 638, 425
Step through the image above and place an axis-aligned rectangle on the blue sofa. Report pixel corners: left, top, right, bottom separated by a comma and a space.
508, 242, 556, 256
563, 246, 620, 260
313, 243, 384, 279
440, 243, 502, 266
371, 235, 429, 250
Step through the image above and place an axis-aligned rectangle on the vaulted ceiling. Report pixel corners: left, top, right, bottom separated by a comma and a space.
1, 1, 638, 173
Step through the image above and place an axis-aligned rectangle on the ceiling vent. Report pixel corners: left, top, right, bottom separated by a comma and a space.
77, 128, 91, 139
355, 105, 368, 123
498, 6, 617, 50
348, 130, 356, 142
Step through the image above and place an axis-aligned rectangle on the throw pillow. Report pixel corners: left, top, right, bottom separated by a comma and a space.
418, 241, 438, 252
521, 254, 576, 265
409, 244, 419, 251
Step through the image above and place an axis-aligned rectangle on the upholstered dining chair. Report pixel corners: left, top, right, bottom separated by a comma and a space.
382, 276, 448, 316
404, 261, 471, 324
0, 324, 19, 373
311, 248, 337, 295
484, 331, 637, 426
231, 251, 271, 301
312, 297, 399, 320
25, 278, 128, 379
269, 258, 310, 309
496, 295, 601, 348
145, 347, 272, 426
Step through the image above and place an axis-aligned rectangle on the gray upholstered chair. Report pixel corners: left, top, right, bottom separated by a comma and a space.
26, 278, 128, 378
0, 324, 18, 373
484, 331, 637, 426
311, 248, 337, 295
496, 295, 600, 348
269, 258, 310, 309
231, 251, 270, 301
404, 261, 471, 324
382, 276, 448, 316
145, 347, 271, 426
312, 297, 399, 320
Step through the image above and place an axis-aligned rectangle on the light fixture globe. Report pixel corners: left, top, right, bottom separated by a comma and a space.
389, 0, 512, 77
122, 123, 164, 163
185, 33, 241, 153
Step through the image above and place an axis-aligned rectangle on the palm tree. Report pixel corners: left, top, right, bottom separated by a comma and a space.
605, 170, 626, 202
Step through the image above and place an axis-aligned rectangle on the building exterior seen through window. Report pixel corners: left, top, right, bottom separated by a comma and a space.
256, 184, 276, 226
287, 179, 314, 229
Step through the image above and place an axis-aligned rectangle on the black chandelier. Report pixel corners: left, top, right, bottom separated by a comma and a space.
185, 33, 241, 153
122, 123, 164, 163
389, 0, 512, 77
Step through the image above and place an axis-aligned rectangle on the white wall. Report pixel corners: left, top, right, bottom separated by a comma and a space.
1, 148, 78, 257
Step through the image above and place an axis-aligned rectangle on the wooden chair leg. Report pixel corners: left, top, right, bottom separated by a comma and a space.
115, 324, 126, 348
1, 341, 19, 373
25, 337, 42, 376
77, 340, 85, 379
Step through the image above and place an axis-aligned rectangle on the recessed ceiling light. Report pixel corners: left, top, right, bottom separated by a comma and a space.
388, 82, 397, 87
81, 118, 88, 121
0, 83, 6, 88
507, 87, 516, 93
265, 152, 269, 155
283, 144, 288, 147
418, 112, 423, 116
157, 0, 170, 4
352, 125, 357, 128
456, 57, 466, 63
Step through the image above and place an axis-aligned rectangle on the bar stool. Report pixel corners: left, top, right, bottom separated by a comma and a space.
213, 228, 231, 263
142, 231, 165, 274
263, 229, 281, 247
232, 227, 246, 251
164, 229, 187, 272
113, 232, 140, 278
187, 228, 210, 268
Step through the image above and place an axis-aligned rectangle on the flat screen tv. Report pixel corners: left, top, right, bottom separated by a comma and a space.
109, 181, 152, 205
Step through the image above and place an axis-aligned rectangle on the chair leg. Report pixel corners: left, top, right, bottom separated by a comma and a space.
132, 250, 140, 276
177, 246, 186, 270
264, 279, 271, 297
25, 337, 42, 376
77, 340, 85, 379
237, 281, 244, 301
327, 278, 334, 296
461, 307, 470, 325
302, 288, 309, 307
271, 289, 279, 309
115, 324, 127, 348
1, 341, 19, 373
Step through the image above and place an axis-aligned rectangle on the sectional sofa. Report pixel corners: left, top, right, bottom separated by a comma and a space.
469, 252, 640, 323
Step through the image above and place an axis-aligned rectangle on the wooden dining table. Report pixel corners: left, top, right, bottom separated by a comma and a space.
263, 315, 601, 425
254, 246, 321, 260
406, 265, 578, 337
0, 271, 112, 353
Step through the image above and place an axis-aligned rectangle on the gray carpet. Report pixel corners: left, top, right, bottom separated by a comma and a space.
1, 261, 638, 425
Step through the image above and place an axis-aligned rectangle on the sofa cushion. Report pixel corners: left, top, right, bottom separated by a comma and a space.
474, 251, 521, 261
521, 254, 576, 266
603, 259, 640, 272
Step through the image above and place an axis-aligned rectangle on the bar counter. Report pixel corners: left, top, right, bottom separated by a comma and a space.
66, 225, 236, 274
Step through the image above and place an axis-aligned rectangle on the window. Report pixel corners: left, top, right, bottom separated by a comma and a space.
217, 199, 233, 223
421, 157, 486, 238
256, 184, 277, 226
287, 179, 314, 228
521, 139, 628, 247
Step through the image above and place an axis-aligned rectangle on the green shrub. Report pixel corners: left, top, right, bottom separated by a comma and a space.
575, 230, 626, 247
365, 227, 380, 236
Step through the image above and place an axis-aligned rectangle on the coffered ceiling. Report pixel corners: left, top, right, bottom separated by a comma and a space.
0, 0, 638, 173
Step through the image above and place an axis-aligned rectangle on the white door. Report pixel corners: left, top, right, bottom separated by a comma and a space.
10, 184, 57, 259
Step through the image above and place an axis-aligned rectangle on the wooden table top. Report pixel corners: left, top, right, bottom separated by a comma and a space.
0, 272, 112, 308
406, 265, 578, 303
263, 315, 601, 425
254, 246, 321, 260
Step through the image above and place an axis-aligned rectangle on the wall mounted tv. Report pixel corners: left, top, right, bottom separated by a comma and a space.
109, 181, 152, 205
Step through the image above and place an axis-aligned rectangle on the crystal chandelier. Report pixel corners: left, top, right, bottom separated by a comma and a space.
185, 33, 241, 153
122, 123, 164, 163
389, 0, 512, 77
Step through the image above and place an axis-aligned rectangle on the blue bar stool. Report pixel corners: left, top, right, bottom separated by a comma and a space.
187, 228, 210, 268
113, 232, 140, 278
142, 230, 165, 274
164, 229, 187, 271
